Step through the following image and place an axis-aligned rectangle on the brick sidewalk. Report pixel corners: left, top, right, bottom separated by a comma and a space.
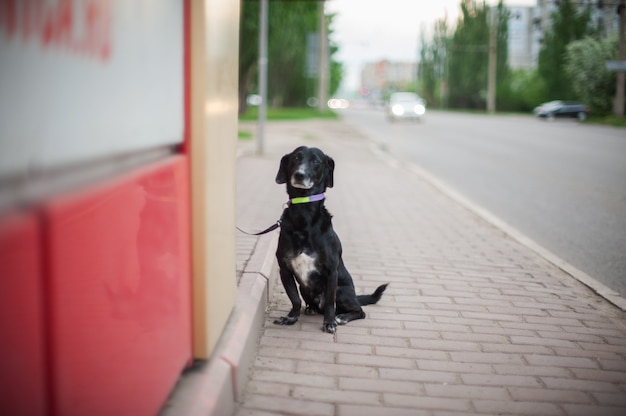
235, 119, 626, 416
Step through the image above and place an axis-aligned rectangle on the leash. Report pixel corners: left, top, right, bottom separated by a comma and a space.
236, 193, 325, 236
236, 219, 281, 236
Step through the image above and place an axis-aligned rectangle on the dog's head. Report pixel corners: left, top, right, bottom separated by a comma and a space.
275, 146, 334, 194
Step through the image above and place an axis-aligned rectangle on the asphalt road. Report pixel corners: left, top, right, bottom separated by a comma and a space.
340, 107, 626, 298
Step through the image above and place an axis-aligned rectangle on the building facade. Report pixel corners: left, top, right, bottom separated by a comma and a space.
0, 0, 241, 414
361, 60, 417, 96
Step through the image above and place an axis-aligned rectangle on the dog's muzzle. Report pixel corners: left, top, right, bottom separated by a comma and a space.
291, 169, 314, 189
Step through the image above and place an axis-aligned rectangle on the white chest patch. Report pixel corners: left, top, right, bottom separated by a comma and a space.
291, 253, 317, 287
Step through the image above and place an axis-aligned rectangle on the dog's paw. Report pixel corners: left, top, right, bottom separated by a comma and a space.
335, 314, 349, 325
322, 321, 337, 334
274, 316, 298, 325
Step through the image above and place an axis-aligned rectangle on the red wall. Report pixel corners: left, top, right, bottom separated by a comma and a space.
0, 212, 48, 415
0, 2, 193, 413
0, 155, 192, 415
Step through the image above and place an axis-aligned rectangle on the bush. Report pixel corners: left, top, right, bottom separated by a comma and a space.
565, 35, 617, 116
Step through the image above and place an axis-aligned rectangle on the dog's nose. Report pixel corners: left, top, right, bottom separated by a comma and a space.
293, 171, 305, 182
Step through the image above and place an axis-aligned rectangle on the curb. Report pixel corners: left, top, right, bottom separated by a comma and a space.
160, 232, 278, 416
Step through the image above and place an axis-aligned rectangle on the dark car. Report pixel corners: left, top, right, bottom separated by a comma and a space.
533, 100, 589, 121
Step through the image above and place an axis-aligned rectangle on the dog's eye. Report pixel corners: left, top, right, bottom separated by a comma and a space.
312, 157, 321, 165
294, 153, 302, 162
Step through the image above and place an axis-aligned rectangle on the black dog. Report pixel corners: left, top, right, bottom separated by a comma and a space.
274, 146, 387, 333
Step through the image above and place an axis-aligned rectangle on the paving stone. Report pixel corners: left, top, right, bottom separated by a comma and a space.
473, 399, 563, 416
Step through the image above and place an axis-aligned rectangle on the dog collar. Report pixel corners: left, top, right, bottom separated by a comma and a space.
289, 193, 325, 205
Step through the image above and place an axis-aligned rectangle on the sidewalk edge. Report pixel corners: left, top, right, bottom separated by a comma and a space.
369, 143, 626, 312
160, 232, 278, 416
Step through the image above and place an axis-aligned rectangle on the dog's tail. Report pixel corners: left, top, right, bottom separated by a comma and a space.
357, 283, 389, 306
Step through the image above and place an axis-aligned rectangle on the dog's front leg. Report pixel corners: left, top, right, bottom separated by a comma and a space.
322, 270, 338, 333
274, 267, 301, 325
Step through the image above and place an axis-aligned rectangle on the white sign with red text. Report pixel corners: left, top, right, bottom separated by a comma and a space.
0, 0, 183, 178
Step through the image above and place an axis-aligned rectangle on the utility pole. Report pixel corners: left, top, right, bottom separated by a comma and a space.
615, 0, 625, 117
317, 0, 329, 112
487, 7, 497, 114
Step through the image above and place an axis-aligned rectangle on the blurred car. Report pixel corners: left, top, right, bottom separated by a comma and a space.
533, 100, 589, 121
387, 92, 426, 121
246, 94, 262, 106
327, 98, 349, 109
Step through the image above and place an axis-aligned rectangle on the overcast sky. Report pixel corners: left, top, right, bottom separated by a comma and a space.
325, 0, 536, 92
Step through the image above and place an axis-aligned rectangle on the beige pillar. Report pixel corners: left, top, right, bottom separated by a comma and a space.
190, 0, 240, 359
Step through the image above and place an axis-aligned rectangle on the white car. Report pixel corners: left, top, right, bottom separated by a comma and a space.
387, 92, 426, 121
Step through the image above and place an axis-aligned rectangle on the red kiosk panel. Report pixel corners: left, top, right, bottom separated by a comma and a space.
43, 156, 192, 416
0, 212, 48, 416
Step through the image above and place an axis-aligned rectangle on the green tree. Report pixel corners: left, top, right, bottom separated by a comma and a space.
419, 17, 449, 107
448, 0, 488, 108
494, 2, 512, 111
329, 32, 343, 99
565, 35, 617, 115
537, 0, 592, 100
419, 32, 437, 106
447, 0, 509, 110
507, 68, 547, 112
238, 1, 260, 113
266, 2, 317, 107
238, 1, 343, 113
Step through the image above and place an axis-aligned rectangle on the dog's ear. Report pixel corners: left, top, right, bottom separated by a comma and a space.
324, 155, 335, 188
275, 153, 290, 184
